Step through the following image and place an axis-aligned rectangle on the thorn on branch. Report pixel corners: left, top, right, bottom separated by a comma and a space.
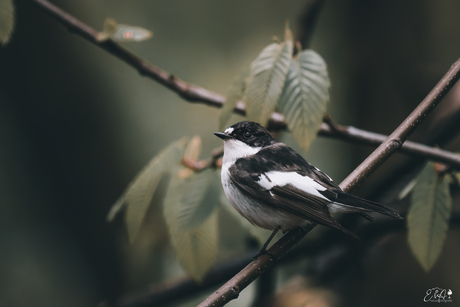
391, 138, 403, 149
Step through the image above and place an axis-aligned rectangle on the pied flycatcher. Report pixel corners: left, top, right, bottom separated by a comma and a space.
215, 121, 401, 250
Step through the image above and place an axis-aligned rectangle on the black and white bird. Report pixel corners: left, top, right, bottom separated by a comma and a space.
215, 121, 401, 247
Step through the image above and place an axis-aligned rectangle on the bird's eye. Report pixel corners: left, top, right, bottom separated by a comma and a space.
243, 132, 252, 139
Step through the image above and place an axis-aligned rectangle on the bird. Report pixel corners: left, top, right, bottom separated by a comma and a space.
214, 121, 402, 255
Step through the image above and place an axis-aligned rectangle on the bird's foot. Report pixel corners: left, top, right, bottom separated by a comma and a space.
252, 247, 278, 261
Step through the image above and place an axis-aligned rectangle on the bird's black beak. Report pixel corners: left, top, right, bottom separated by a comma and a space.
214, 132, 233, 140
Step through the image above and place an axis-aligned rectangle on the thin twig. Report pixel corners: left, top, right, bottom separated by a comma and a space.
318, 122, 460, 169
196, 58, 460, 307
29, 0, 460, 170
29, 0, 226, 107
296, 0, 325, 49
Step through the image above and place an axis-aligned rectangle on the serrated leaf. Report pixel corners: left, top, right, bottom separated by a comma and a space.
220, 192, 273, 245
0, 0, 14, 45
245, 39, 293, 125
278, 50, 330, 151
219, 66, 250, 131
407, 162, 452, 271
107, 138, 187, 240
98, 18, 153, 42
164, 168, 220, 281
168, 209, 218, 282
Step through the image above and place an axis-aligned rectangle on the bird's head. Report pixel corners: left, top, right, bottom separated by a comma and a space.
214, 121, 275, 148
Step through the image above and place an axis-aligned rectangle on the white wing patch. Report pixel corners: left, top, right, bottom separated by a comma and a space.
257, 171, 328, 200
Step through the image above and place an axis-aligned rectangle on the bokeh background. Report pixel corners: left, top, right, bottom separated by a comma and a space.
1, 0, 460, 306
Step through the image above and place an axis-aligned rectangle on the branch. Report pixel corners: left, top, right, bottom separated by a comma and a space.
29, 0, 460, 171
318, 121, 460, 169
29, 0, 226, 108
296, 0, 325, 49
196, 58, 460, 307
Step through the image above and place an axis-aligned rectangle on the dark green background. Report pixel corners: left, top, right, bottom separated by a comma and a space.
0, 1, 459, 306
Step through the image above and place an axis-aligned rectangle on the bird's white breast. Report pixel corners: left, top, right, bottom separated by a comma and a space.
220, 169, 305, 230
220, 140, 305, 230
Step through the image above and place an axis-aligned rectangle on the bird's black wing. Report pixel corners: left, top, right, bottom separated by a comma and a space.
242, 143, 401, 219
228, 144, 358, 238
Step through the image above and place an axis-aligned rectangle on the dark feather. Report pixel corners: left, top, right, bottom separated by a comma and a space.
229, 164, 359, 239
335, 192, 402, 219
358, 212, 376, 222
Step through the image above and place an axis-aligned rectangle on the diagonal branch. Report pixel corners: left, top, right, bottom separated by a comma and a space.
29, 0, 226, 107
196, 58, 460, 307
29, 0, 460, 171
340, 59, 460, 191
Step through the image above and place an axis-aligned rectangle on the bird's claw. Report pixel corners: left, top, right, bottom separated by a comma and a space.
252, 247, 278, 261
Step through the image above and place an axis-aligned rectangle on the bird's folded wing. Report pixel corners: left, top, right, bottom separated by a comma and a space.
228, 169, 353, 234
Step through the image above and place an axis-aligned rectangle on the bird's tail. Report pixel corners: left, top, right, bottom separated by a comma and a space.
336, 193, 402, 219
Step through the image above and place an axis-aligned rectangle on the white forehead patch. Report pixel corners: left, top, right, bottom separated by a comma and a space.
224, 127, 234, 134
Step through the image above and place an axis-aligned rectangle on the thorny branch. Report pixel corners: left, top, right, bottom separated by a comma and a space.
28, 0, 460, 171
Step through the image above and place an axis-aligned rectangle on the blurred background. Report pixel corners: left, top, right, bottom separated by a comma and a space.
0, 0, 460, 306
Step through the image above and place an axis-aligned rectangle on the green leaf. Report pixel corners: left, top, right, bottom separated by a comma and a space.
219, 66, 250, 131
98, 18, 153, 42
107, 138, 187, 240
245, 38, 293, 125
278, 50, 330, 151
165, 168, 220, 230
168, 209, 218, 282
454, 172, 460, 186
0, 0, 14, 45
407, 162, 452, 272
163, 168, 220, 281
